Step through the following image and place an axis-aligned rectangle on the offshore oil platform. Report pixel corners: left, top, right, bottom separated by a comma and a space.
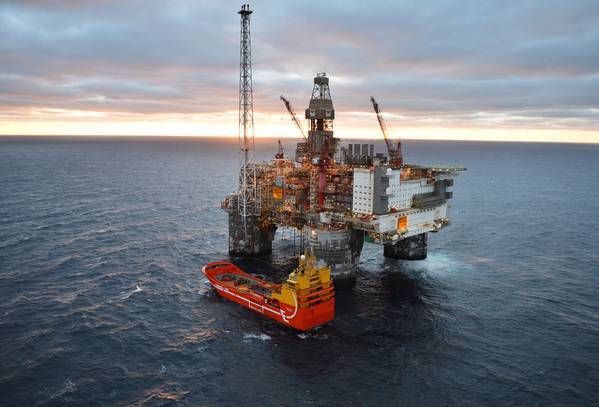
224, 4, 465, 284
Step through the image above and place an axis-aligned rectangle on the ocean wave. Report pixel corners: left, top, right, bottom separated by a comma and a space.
2, 139, 598, 406
160, 326, 219, 352
243, 333, 271, 341
297, 332, 329, 340
48, 378, 76, 401
120, 285, 142, 300
131, 386, 190, 406
197, 281, 212, 296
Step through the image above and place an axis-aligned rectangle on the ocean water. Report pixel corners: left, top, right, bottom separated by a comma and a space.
1, 136, 598, 406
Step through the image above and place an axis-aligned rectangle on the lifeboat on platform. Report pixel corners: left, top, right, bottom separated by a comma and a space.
202, 253, 334, 331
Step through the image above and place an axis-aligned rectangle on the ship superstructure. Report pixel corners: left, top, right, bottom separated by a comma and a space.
225, 5, 465, 284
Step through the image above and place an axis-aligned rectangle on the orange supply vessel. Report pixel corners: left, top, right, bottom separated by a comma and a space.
202, 253, 334, 331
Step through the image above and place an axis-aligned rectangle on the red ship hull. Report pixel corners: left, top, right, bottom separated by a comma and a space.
202, 262, 334, 331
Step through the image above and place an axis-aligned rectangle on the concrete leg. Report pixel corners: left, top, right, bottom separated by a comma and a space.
228, 212, 276, 257
384, 233, 428, 260
305, 227, 364, 285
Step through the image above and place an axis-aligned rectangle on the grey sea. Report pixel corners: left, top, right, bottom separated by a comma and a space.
1, 136, 598, 406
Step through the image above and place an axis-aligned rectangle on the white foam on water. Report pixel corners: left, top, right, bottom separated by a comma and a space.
49, 378, 75, 400
197, 281, 212, 296
242, 333, 271, 342
121, 284, 142, 300
410, 252, 472, 277
297, 332, 329, 340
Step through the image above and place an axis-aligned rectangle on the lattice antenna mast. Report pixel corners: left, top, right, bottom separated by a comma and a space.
237, 4, 259, 232
238, 4, 254, 165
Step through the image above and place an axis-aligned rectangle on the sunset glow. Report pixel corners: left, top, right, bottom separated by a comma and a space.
1, 1, 598, 143
1, 113, 597, 144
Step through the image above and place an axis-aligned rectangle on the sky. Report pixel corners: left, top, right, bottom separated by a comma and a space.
1, 0, 598, 143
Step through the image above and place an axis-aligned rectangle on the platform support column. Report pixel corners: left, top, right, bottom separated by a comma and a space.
304, 227, 364, 285
228, 212, 276, 257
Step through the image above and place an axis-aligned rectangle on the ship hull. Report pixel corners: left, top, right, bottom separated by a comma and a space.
202, 262, 334, 331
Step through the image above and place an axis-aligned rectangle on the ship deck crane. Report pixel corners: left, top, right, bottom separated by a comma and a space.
370, 96, 403, 167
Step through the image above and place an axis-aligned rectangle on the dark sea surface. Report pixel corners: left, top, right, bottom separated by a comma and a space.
1, 136, 598, 406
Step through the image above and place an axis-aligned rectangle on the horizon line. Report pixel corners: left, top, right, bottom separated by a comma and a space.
1, 134, 598, 146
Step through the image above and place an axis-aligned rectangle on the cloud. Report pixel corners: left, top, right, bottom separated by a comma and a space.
0, 0, 598, 140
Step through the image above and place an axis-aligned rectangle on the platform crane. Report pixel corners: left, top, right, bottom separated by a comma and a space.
280, 95, 309, 144
370, 96, 403, 167
275, 140, 284, 159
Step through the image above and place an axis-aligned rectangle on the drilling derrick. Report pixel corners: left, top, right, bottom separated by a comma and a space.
303, 73, 340, 209
305, 73, 338, 164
